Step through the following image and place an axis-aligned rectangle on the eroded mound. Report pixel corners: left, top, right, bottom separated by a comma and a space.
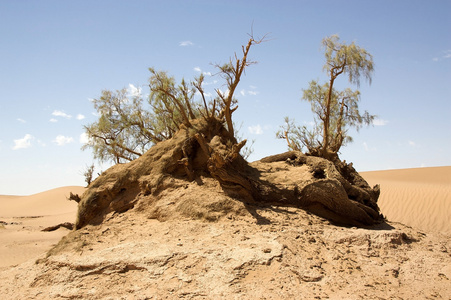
74, 118, 382, 229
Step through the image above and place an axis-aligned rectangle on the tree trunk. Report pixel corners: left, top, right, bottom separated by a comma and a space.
331, 97, 346, 154
322, 73, 335, 159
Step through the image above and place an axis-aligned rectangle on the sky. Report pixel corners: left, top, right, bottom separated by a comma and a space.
1, 0, 450, 195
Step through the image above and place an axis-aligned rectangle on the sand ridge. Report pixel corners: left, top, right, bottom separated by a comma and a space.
362, 166, 451, 235
0, 186, 84, 268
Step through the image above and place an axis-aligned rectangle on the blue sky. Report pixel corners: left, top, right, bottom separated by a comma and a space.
1, 0, 450, 195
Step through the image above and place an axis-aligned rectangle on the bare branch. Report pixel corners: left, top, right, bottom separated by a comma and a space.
192, 74, 210, 119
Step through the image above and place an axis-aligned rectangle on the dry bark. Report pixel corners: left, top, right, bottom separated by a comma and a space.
41, 222, 74, 232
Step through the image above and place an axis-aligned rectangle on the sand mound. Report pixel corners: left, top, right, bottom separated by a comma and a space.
0, 186, 84, 268
1, 195, 450, 299
362, 167, 451, 235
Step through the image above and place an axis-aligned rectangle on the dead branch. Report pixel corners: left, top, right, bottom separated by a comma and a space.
42, 222, 74, 232
194, 133, 211, 156
68, 192, 81, 203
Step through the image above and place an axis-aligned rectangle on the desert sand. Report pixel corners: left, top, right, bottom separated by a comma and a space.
361, 166, 451, 235
0, 186, 84, 268
0, 168, 450, 299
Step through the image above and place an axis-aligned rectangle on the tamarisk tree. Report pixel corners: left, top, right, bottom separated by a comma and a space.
278, 35, 375, 161
82, 88, 157, 163
83, 36, 265, 164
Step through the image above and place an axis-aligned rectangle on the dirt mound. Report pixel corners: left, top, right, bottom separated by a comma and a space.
73, 118, 382, 229
252, 152, 381, 225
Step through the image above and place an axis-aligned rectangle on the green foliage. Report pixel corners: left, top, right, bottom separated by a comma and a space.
301, 80, 374, 154
276, 116, 321, 153
322, 34, 374, 87
82, 71, 214, 164
82, 88, 156, 163
82, 37, 264, 164
279, 35, 375, 159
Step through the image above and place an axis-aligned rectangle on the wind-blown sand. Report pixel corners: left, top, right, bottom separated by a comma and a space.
361, 166, 451, 235
0, 186, 84, 268
0, 168, 450, 299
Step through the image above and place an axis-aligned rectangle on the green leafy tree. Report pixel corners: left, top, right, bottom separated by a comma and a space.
82, 36, 264, 164
82, 88, 157, 163
278, 35, 375, 160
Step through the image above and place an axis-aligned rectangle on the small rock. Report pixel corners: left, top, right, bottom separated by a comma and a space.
300, 273, 324, 282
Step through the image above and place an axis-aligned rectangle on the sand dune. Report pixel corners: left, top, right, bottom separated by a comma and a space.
0, 186, 84, 268
361, 166, 451, 235
0, 186, 84, 217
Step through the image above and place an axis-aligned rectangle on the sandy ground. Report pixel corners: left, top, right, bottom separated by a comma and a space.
0, 168, 450, 299
1, 168, 450, 267
0, 186, 84, 268
361, 166, 451, 235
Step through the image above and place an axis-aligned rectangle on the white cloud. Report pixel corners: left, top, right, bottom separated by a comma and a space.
239, 86, 259, 97
373, 118, 389, 126
76, 114, 85, 120
433, 49, 451, 61
362, 141, 377, 152
408, 140, 416, 147
17, 118, 26, 123
194, 66, 212, 76
216, 88, 229, 98
248, 124, 263, 135
53, 135, 74, 146
202, 80, 218, 86
302, 120, 315, 127
179, 41, 194, 47
52, 110, 72, 119
12, 134, 34, 150
363, 142, 369, 151
79, 132, 90, 144
49, 118, 58, 123
195, 90, 213, 98
128, 84, 142, 97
